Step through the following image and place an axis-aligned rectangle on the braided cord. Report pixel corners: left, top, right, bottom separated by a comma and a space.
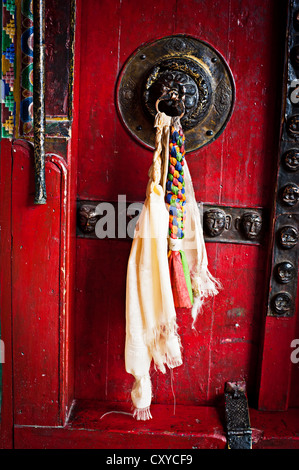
165, 125, 186, 239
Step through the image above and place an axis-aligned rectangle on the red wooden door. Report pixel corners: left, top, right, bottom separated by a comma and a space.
1, 0, 299, 449
74, 0, 292, 409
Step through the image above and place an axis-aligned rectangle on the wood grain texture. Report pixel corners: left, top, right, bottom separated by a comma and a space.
0, 140, 13, 448
0, 0, 297, 450
13, 400, 299, 449
258, 315, 298, 411
11, 140, 61, 426
74, 0, 286, 408
77, 0, 283, 208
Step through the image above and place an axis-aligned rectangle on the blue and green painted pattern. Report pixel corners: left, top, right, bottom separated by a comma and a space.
1, 0, 16, 138
20, 0, 33, 135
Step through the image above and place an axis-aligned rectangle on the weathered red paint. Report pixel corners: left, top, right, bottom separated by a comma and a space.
11, 140, 61, 426
258, 315, 298, 411
12, 401, 299, 449
74, 0, 287, 409
0, 0, 298, 450
0, 139, 13, 448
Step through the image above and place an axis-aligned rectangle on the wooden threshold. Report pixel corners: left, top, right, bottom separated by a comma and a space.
13, 400, 299, 449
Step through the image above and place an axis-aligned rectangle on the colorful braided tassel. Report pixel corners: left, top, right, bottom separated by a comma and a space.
166, 123, 193, 308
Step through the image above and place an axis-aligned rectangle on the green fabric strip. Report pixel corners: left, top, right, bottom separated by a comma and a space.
180, 250, 194, 305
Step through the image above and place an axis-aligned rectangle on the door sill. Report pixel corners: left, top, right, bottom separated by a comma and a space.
13, 400, 299, 449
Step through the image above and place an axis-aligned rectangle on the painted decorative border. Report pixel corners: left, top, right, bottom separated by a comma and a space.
19, 0, 33, 135
1, 0, 16, 138
1, 0, 77, 139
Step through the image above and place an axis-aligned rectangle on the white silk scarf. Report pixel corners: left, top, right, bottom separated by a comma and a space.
125, 112, 220, 420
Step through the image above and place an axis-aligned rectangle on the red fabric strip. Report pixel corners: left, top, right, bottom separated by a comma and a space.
168, 251, 192, 308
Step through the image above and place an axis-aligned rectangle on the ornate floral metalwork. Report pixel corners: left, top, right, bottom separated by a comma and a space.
162, 36, 198, 55
117, 35, 235, 153
119, 77, 138, 112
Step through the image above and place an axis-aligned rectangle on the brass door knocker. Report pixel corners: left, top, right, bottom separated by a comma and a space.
117, 34, 235, 152
155, 84, 185, 119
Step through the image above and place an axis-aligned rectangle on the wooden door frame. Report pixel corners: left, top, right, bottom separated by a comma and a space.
257, 0, 299, 411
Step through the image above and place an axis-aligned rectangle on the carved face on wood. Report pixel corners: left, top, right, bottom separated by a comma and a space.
203, 209, 227, 237
241, 212, 262, 240
78, 205, 98, 233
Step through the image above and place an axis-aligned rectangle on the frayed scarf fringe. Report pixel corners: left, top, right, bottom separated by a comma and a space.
191, 269, 222, 317
191, 267, 222, 297
166, 356, 183, 369
145, 319, 180, 349
146, 320, 183, 372
142, 270, 222, 365
133, 406, 152, 421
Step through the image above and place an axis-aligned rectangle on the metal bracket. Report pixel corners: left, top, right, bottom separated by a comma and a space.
76, 200, 266, 245
33, 0, 46, 204
224, 381, 252, 449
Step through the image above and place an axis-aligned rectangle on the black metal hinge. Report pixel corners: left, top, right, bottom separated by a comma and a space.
224, 381, 252, 449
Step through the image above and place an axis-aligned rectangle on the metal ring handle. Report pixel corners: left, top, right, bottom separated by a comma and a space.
155, 96, 185, 119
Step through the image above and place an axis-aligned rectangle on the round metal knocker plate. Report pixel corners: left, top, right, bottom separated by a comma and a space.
116, 35, 235, 153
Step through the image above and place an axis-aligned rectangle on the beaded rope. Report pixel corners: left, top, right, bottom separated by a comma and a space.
165, 124, 186, 240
